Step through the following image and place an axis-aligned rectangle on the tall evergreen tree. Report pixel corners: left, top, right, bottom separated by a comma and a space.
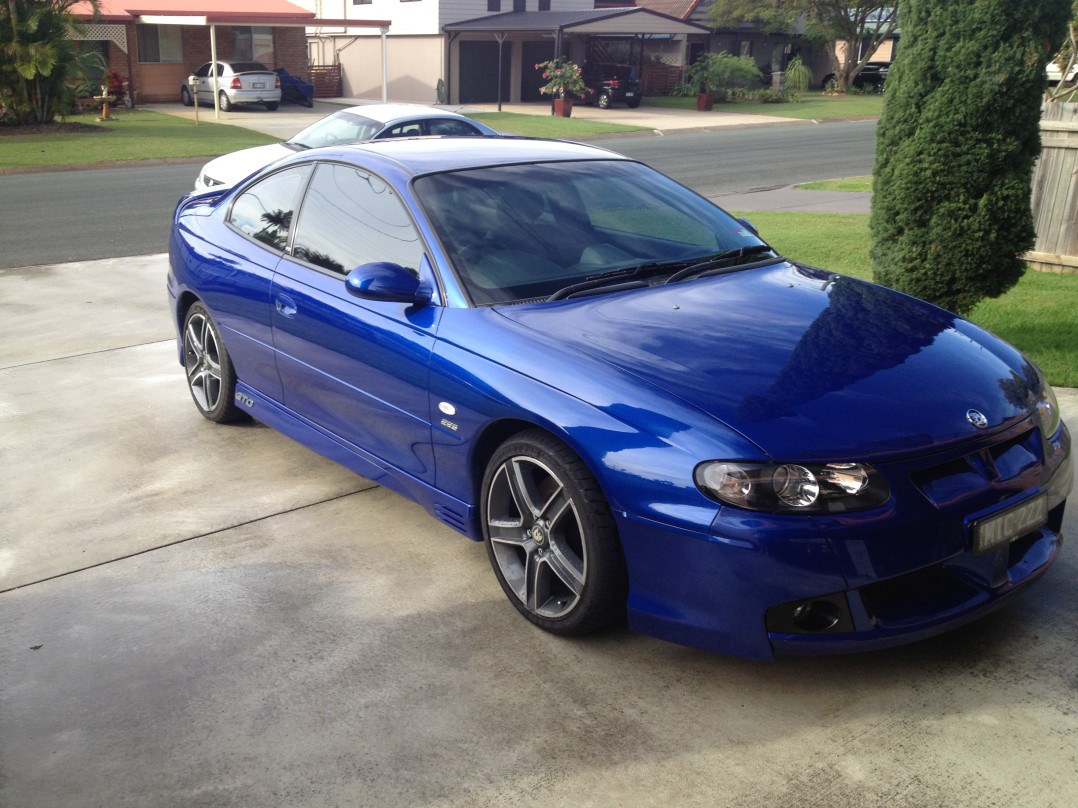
871, 0, 1069, 315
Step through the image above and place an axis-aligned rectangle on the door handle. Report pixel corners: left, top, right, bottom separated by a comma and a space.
275, 294, 297, 318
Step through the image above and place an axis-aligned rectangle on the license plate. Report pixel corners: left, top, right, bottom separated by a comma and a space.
971, 495, 1048, 555
625, 92, 635, 97
252, 82, 265, 89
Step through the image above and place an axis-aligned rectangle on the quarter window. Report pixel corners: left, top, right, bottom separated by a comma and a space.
229, 165, 312, 252
291, 163, 423, 275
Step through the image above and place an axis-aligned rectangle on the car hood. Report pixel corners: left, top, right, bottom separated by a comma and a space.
197, 143, 293, 189
495, 262, 1039, 461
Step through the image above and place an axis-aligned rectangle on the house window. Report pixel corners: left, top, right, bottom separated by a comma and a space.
513, 0, 525, 11
353, 0, 373, 4
232, 26, 274, 65
136, 24, 183, 64
539, 0, 550, 8
487, 0, 500, 10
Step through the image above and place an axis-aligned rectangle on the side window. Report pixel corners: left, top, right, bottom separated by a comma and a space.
427, 119, 481, 136
228, 165, 312, 252
378, 122, 423, 138
194, 63, 210, 78
291, 163, 423, 275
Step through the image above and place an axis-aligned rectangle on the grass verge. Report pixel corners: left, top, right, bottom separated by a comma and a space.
467, 111, 648, 138
796, 176, 874, 192
0, 109, 278, 168
731, 210, 1078, 388
645, 91, 884, 120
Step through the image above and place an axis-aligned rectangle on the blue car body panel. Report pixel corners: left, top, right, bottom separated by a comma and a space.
167, 138, 1071, 659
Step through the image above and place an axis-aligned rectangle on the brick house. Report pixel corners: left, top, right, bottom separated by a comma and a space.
69, 0, 388, 104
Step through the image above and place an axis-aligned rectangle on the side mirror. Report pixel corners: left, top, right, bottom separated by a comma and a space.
345, 262, 432, 306
737, 217, 759, 236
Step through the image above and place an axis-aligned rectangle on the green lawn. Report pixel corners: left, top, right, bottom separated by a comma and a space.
0, 109, 278, 168
0, 108, 644, 169
645, 91, 885, 120
731, 210, 1078, 388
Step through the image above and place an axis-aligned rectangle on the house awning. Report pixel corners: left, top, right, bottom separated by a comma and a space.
443, 9, 711, 37
71, 0, 390, 28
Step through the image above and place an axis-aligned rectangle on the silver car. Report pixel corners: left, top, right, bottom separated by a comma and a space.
193, 103, 500, 190
181, 61, 282, 112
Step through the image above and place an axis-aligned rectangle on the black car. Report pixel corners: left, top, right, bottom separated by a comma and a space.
823, 61, 890, 92
581, 63, 642, 109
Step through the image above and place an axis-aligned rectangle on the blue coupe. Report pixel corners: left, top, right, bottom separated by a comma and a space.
168, 138, 1072, 659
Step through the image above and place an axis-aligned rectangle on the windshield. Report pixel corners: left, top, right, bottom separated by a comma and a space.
287, 111, 382, 149
415, 160, 770, 305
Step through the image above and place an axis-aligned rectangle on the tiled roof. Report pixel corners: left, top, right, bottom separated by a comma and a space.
630, 0, 705, 23
72, 0, 315, 21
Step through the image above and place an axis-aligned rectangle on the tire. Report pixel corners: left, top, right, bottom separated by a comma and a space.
264, 101, 279, 111
218, 91, 232, 112
482, 430, 627, 636
182, 303, 244, 424
180, 86, 193, 107
597, 92, 611, 110
627, 99, 641, 109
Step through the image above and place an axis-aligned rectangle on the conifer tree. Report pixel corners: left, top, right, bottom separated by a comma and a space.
871, 0, 1069, 315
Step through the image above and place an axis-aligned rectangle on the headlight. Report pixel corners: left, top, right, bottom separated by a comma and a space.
695, 461, 890, 514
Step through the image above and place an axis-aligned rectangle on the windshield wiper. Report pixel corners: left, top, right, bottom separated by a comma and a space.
664, 244, 779, 284
546, 261, 687, 302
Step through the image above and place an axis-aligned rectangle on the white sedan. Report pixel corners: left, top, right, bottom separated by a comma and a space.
181, 61, 282, 112
193, 104, 500, 191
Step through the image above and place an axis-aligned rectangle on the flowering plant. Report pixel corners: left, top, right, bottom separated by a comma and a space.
534, 58, 590, 99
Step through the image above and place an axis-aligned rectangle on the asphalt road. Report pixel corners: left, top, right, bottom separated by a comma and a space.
0, 121, 877, 270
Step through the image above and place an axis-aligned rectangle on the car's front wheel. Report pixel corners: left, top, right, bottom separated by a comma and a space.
180, 86, 193, 107
482, 430, 627, 636
182, 303, 243, 423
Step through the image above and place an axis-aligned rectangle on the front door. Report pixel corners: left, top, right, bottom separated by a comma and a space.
271, 162, 439, 480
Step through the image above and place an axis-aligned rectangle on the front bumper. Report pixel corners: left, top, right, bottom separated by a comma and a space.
620, 419, 1071, 660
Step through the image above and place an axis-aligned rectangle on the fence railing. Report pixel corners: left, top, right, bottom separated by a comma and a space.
1028, 102, 1078, 274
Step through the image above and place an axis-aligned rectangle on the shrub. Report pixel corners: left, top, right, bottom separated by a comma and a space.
871, 0, 1071, 315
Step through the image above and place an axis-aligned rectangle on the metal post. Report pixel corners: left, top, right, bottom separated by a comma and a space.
210, 24, 219, 119
495, 32, 508, 112
381, 25, 389, 103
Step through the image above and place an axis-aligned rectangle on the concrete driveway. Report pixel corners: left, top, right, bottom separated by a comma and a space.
1, 254, 1076, 808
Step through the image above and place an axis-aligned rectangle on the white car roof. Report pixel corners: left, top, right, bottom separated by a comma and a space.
334, 103, 475, 127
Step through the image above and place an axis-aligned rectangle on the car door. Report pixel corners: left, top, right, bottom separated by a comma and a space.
195, 62, 221, 98
194, 163, 313, 403
271, 161, 440, 480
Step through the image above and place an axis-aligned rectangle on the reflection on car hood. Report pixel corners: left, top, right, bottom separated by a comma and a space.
497, 263, 1037, 461
198, 142, 293, 188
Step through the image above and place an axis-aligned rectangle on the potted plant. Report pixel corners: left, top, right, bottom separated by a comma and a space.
535, 58, 589, 117
684, 52, 763, 110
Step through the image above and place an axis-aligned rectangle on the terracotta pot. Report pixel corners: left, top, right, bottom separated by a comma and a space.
553, 97, 573, 118
696, 92, 713, 112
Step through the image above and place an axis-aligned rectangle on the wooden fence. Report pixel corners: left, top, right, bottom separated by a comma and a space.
1028, 102, 1078, 274
308, 65, 342, 98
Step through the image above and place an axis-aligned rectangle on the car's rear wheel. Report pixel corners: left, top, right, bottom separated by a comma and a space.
597, 92, 611, 110
180, 86, 193, 107
482, 430, 627, 636
627, 99, 641, 109
218, 91, 232, 112
182, 303, 243, 424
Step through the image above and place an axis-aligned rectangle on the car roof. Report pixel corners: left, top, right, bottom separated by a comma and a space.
335, 103, 479, 127
315, 137, 628, 177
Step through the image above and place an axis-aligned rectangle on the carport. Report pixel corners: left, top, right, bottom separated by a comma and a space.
443, 9, 710, 107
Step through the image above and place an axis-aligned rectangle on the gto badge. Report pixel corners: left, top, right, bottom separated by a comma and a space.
235, 392, 255, 408
966, 409, 989, 429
